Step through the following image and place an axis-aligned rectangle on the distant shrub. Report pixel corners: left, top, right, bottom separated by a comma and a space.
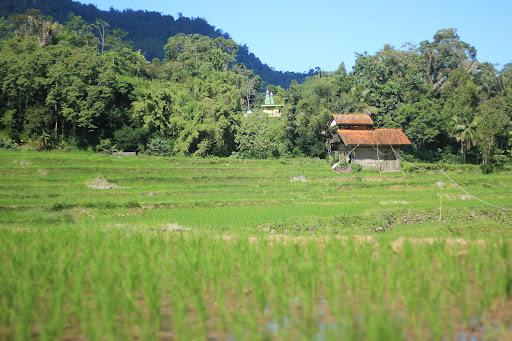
0, 137, 18, 150
96, 138, 117, 154
492, 154, 507, 170
439, 149, 463, 164
481, 163, 494, 174
144, 137, 174, 156
51, 203, 76, 211
37, 132, 61, 150
235, 113, 290, 159
125, 201, 141, 208
399, 152, 420, 162
481, 154, 508, 174
55, 140, 74, 151
326, 154, 338, 166
113, 126, 148, 152
351, 163, 362, 173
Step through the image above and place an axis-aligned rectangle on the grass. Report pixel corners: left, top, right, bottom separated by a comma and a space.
0, 150, 511, 340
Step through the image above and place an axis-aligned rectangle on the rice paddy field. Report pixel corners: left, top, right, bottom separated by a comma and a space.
1, 150, 512, 340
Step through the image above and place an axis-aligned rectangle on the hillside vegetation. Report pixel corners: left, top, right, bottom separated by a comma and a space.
0, 0, 313, 87
0, 9, 510, 168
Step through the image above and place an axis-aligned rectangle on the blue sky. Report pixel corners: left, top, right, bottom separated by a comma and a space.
79, 0, 512, 73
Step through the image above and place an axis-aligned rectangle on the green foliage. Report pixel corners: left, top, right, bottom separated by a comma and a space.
283, 28, 511, 164
0, 11, 510, 165
0, 137, 18, 150
95, 138, 116, 153
476, 96, 511, 164
164, 34, 237, 75
144, 137, 173, 156
36, 131, 60, 150
113, 125, 148, 152
438, 147, 463, 164
0, 13, 137, 146
235, 113, 289, 158
1, 0, 310, 87
350, 163, 363, 173
133, 82, 176, 134
286, 75, 339, 158
395, 99, 444, 149
480, 162, 495, 174
419, 28, 476, 86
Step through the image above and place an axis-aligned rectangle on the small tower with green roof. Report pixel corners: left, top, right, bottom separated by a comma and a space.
262, 89, 284, 117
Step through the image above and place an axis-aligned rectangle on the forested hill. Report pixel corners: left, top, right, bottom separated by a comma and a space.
0, 0, 312, 87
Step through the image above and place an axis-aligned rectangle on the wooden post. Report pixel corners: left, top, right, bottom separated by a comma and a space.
377, 144, 381, 174
439, 184, 443, 222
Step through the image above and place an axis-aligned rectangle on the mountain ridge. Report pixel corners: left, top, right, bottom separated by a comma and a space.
0, 0, 313, 87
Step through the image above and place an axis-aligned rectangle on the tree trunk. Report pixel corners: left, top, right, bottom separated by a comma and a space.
54, 102, 59, 137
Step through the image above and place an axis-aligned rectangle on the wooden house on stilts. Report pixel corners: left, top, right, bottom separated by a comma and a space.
328, 113, 411, 171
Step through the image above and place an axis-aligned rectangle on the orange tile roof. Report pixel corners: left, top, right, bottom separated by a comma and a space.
337, 128, 411, 145
332, 113, 374, 125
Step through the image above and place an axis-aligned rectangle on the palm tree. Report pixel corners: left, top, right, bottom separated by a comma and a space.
452, 116, 479, 162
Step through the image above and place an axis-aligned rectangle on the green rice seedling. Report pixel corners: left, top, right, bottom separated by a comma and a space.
1, 151, 511, 339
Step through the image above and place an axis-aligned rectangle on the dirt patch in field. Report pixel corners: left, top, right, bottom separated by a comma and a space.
87, 178, 118, 190
390, 236, 486, 253
379, 200, 410, 206
14, 159, 31, 167
364, 176, 398, 182
68, 208, 91, 219
109, 223, 191, 233
158, 223, 191, 232
223, 234, 316, 244
0, 226, 38, 233
116, 208, 144, 217
218, 234, 503, 255
384, 184, 429, 191
219, 234, 378, 246
37, 169, 49, 176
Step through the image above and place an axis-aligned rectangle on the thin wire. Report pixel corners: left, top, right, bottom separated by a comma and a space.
377, 144, 382, 175
332, 144, 359, 167
389, 144, 432, 172
346, 144, 360, 156
371, 145, 393, 156
440, 168, 511, 211
388, 144, 511, 212
389, 144, 427, 183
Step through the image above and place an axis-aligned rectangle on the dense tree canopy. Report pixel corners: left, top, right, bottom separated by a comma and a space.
0, 9, 510, 168
0, 0, 312, 87
283, 31, 511, 165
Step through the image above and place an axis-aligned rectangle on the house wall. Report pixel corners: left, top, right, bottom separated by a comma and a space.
263, 108, 282, 117
332, 144, 401, 171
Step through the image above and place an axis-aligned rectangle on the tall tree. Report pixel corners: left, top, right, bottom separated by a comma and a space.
419, 28, 477, 90
93, 19, 108, 53
476, 96, 511, 164
442, 68, 480, 161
